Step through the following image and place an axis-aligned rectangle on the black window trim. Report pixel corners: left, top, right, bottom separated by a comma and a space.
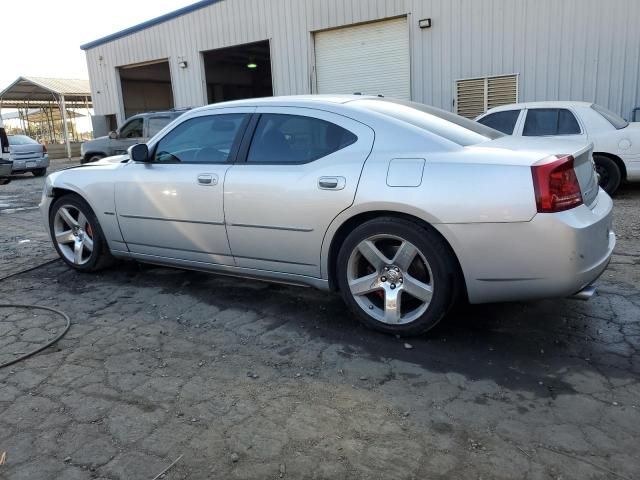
235, 113, 261, 164
147, 113, 251, 165
522, 107, 583, 137
236, 112, 359, 165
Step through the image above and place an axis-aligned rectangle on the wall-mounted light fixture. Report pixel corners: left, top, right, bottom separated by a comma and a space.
419, 18, 432, 29
178, 60, 188, 69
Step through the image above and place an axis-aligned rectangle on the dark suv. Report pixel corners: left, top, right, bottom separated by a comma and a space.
1, 123, 11, 184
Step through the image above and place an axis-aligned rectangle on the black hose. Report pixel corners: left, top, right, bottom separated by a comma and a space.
0, 258, 60, 283
0, 304, 71, 369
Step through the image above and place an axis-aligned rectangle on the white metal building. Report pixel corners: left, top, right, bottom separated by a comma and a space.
82, 0, 640, 133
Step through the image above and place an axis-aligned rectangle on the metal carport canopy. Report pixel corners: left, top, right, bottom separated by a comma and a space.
0, 76, 92, 158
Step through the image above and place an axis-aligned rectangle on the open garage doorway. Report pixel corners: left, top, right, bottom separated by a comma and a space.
119, 60, 174, 118
202, 40, 272, 104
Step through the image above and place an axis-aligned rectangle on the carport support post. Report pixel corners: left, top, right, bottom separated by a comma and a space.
60, 95, 71, 159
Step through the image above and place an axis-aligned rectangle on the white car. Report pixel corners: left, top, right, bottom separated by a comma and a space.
476, 101, 640, 194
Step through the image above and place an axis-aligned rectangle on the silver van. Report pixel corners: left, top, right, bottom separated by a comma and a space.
80, 110, 187, 163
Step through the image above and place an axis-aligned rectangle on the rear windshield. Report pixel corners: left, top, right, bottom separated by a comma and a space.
591, 104, 629, 129
352, 98, 504, 146
8, 135, 39, 145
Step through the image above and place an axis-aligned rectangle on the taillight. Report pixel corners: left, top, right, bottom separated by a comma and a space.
42, 144, 48, 154
531, 155, 583, 213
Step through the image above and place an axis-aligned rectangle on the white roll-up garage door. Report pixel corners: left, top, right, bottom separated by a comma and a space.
314, 17, 410, 100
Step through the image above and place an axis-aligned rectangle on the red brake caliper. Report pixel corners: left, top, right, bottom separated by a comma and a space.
86, 224, 93, 238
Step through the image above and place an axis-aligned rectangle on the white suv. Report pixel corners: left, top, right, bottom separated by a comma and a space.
477, 101, 639, 194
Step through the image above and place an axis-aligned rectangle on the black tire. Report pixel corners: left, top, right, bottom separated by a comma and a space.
336, 217, 461, 336
32, 168, 47, 177
594, 154, 621, 195
49, 194, 114, 272
83, 154, 105, 164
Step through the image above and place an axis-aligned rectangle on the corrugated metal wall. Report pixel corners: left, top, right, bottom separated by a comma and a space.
85, 0, 640, 123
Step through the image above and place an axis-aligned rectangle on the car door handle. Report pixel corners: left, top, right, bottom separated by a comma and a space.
318, 176, 345, 190
197, 174, 218, 186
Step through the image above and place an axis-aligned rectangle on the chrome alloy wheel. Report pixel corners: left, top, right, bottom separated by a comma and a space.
347, 234, 434, 325
53, 205, 94, 265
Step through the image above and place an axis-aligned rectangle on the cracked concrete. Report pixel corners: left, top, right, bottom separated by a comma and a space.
0, 164, 639, 479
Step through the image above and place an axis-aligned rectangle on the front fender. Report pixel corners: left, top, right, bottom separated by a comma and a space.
45, 169, 126, 250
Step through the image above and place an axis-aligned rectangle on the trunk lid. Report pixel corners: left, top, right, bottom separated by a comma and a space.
476, 136, 599, 207
10, 143, 45, 161
572, 145, 599, 207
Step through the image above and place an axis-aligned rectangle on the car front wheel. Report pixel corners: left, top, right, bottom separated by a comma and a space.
49, 194, 113, 272
337, 217, 459, 336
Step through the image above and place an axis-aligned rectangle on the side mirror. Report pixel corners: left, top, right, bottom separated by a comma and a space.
108, 131, 118, 140
129, 143, 150, 162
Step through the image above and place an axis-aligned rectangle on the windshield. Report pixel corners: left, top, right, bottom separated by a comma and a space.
352, 98, 504, 146
8, 135, 38, 145
591, 104, 629, 129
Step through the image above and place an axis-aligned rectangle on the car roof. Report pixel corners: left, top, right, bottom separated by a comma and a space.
129, 109, 189, 119
195, 94, 380, 112
484, 101, 594, 114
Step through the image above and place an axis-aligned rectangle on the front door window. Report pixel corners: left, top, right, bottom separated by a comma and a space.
153, 114, 248, 164
119, 118, 144, 139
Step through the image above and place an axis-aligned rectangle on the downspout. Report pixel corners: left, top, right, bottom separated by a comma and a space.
60, 95, 71, 159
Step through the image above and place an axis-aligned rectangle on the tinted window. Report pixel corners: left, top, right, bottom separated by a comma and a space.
147, 116, 172, 137
558, 109, 581, 134
523, 108, 581, 136
7, 135, 38, 145
477, 110, 520, 134
247, 114, 357, 164
591, 104, 629, 129
154, 114, 248, 163
354, 98, 503, 147
119, 118, 144, 138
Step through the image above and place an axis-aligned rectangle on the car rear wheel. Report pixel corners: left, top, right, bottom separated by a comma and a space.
594, 154, 621, 195
32, 168, 47, 177
49, 194, 114, 272
336, 217, 459, 336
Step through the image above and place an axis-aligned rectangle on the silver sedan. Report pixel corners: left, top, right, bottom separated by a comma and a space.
40, 96, 615, 335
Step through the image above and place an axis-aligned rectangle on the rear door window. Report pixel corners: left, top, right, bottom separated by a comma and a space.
523, 108, 581, 136
477, 110, 521, 134
246, 114, 357, 164
147, 116, 172, 137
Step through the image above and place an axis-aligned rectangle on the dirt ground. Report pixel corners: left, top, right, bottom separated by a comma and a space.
0, 161, 639, 479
